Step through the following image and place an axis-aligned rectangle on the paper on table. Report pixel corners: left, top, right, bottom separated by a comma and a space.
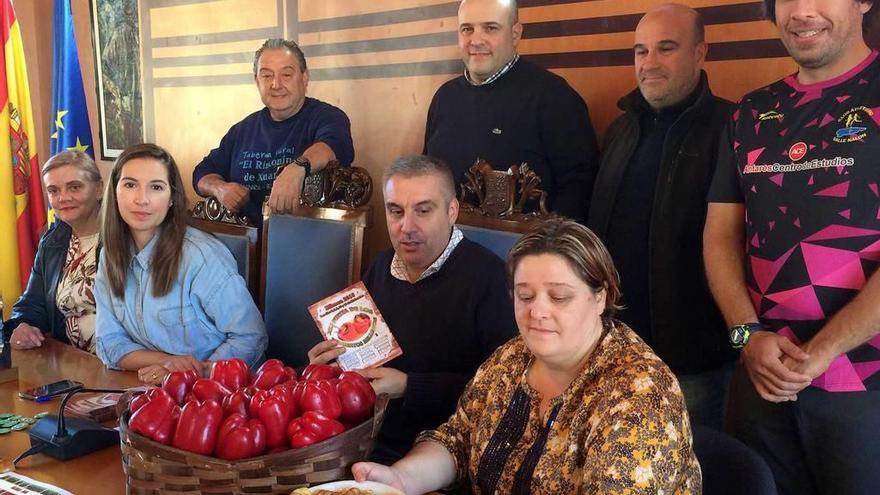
309, 281, 402, 370
0, 472, 74, 495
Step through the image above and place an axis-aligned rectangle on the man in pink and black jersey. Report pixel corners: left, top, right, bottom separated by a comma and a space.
705, 0, 880, 493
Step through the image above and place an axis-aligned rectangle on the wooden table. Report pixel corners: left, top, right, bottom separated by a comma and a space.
0, 339, 139, 494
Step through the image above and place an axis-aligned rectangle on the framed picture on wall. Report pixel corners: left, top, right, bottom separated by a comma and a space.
90, 0, 144, 160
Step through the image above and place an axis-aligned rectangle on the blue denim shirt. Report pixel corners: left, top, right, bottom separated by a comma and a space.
96, 226, 267, 369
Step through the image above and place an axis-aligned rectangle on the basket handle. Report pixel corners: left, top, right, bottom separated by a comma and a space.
371, 394, 390, 437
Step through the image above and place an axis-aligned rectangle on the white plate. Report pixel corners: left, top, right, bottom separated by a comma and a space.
307, 480, 404, 495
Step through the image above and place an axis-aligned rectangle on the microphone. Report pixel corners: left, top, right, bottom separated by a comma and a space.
16, 387, 126, 464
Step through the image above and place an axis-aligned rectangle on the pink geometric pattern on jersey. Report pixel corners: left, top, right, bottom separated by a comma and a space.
801, 243, 865, 289
863, 239, 880, 261
747, 147, 765, 165
854, 361, 880, 381
815, 181, 850, 197
803, 225, 880, 241
873, 107, 880, 125
820, 113, 835, 126
836, 95, 850, 103
795, 90, 822, 107
839, 209, 851, 219
777, 326, 801, 344
870, 183, 879, 196
870, 335, 880, 351
812, 355, 867, 392
750, 247, 796, 292
763, 285, 825, 320
770, 173, 784, 186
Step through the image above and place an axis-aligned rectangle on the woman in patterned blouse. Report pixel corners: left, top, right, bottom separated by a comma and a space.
4, 151, 103, 353
354, 218, 701, 494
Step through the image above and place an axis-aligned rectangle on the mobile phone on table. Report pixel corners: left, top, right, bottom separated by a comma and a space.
18, 380, 84, 401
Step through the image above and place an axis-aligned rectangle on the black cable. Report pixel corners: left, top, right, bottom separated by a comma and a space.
13, 443, 50, 465
55, 387, 128, 438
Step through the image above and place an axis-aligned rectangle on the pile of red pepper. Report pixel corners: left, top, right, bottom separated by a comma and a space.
127, 359, 377, 460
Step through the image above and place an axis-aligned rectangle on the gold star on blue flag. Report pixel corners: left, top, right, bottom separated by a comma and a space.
50, 0, 93, 157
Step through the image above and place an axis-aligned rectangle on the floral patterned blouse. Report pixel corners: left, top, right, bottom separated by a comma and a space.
56, 232, 99, 353
418, 321, 701, 494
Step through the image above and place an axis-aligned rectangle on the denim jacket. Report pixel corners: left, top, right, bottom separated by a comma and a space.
95, 226, 267, 368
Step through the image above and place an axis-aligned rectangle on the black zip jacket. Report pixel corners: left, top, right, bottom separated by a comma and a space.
2, 221, 93, 344
588, 72, 737, 374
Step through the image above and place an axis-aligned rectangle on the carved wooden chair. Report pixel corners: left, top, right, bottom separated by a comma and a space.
456, 159, 552, 260
190, 199, 261, 301
260, 164, 372, 367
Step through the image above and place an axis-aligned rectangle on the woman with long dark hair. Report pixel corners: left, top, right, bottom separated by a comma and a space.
95, 143, 266, 384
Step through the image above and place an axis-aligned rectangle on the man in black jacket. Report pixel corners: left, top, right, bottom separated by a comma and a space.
424, 0, 599, 222
309, 155, 516, 464
587, 3, 736, 429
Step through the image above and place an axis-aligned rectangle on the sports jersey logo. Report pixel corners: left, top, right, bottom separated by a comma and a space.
834, 107, 872, 143
758, 110, 784, 121
789, 142, 808, 161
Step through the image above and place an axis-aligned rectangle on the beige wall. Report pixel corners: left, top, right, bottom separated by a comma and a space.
19, 0, 872, 261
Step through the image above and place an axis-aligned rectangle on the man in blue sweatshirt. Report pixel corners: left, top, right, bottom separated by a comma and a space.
193, 38, 354, 224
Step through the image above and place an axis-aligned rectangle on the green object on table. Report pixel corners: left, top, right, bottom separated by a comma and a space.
34, 411, 50, 418
0, 428, 9, 435
10, 424, 26, 432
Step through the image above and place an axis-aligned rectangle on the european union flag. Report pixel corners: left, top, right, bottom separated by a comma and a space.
50, 0, 93, 157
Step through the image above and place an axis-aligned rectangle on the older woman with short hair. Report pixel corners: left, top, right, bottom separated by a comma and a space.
3, 151, 103, 353
354, 218, 700, 494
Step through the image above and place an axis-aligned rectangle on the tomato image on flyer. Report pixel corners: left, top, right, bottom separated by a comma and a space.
337, 313, 373, 343
309, 282, 402, 370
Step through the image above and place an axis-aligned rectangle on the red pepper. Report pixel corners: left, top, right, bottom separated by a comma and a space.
288, 411, 345, 448
222, 389, 251, 418
301, 364, 341, 382
214, 413, 267, 460
153, 405, 180, 445
284, 366, 298, 382
129, 389, 152, 414
172, 399, 223, 455
191, 378, 232, 403
336, 371, 376, 425
128, 388, 177, 442
298, 380, 342, 419
252, 364, 288, 390
161, 370, 199, 406
210, 358, 250, 391
249, 389, 292, 449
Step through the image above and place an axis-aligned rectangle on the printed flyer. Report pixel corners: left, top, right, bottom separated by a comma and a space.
309, 281, 402, 370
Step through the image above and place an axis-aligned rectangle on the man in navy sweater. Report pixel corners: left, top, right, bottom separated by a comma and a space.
193, 38, 354, 224
310, 155, 516, 464
424, 0, 599, 222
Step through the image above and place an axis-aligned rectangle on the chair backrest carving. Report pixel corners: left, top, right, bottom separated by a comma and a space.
191, 162, 373, 227
459, 159, 550, 221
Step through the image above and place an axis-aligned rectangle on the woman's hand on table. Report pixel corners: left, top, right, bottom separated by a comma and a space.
10, 323, 45, 349
352, 462, 408, 493
137, 364, 169, 385
161, 355, 205, 373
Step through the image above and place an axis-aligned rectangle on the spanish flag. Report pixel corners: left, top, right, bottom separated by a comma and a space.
0, 0, 44, 319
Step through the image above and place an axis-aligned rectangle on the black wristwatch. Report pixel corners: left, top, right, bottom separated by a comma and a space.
293, 156, 311, 177
730, 322, 763, 349
277, 156, 311, 178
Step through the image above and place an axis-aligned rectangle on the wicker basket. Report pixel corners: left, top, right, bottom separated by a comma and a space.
118, 394, 389, 495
